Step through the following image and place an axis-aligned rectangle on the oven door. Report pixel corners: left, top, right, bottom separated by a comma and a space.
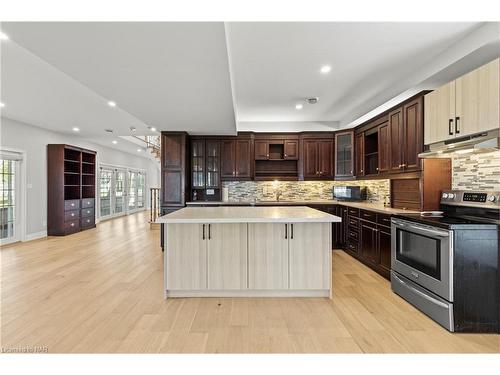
391, 218, 453, 301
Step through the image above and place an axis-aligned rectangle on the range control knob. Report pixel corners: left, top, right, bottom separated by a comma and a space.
442, 193, 449, 199
448, 193, 455, 199
488, 195, 497, 202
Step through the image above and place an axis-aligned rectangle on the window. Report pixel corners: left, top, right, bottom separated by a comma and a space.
99, 169, 112, 217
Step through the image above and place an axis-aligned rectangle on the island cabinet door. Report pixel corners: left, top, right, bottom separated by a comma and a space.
288, 223, 331, 290
207, 223, 248, 290
248, 223, 289, 289
165, 223, 207, 290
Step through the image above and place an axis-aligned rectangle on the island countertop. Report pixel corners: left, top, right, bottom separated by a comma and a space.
156, 206, 341, 224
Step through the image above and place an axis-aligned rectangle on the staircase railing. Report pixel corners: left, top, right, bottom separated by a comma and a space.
150, 187, 161, 224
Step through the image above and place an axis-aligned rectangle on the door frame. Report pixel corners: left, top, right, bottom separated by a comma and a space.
0, 147, 27, 245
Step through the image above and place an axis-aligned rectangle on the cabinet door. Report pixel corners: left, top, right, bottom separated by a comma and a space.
378, 121, 390, 173
318, 140, 334, 178
389, 106, 404, 173
248, 223, 289, 289
424, 81, 456, 144
220, 140, 236, 178
378, 226, 391, 272
334, 132, 354, 178
207, 223, 248, 290
254, 140, 269, 160
284, 140, 299, 160
235, 139, 252, 178
289, 223, 331, 290
403, 97, 423, 172
456, 58, 500, 137
355, 133, 365, 177
166, 223, 207, 290
360, 221, 379, 265
303, 140, 319, 178
191, 139, 205, 188
205, 140, 220, 188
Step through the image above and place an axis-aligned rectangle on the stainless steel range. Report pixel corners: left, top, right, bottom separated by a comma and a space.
391, 190, 500, 333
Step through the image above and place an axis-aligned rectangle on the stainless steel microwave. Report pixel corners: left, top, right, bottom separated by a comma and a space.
333, 186, 366, 201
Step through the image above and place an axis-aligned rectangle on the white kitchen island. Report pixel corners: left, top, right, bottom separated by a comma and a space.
157, 206, 341, 299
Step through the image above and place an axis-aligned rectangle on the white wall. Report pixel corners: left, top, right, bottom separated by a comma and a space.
0, 117, 160, 239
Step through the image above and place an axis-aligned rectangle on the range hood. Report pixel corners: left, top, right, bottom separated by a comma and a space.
419, 128, 500, 158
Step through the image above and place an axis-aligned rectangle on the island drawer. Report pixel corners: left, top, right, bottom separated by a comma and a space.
81, 208, 95, 218
82, 198, 95, 208
64, 199, 80, 211
377, 213, 392, 227
64, 210, 79, 222
347, 207, 359, 217
360, 209, 377, 222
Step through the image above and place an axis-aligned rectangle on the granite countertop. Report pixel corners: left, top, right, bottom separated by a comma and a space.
185, 200, 419, 215
156, 206, 342, 224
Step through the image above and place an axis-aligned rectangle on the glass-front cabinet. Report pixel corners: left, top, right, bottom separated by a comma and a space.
335, 131, 354, 178
190, 138, 221, 201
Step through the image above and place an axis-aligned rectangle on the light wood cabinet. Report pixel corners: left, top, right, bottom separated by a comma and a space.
248, 223, 289, 289
424, 58, 499, 145
207, 223, 248, 290
165, 223, 207, 290
289, 223, 331, 290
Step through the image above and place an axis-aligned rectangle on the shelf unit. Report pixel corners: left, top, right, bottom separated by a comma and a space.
48, 144, 97, 236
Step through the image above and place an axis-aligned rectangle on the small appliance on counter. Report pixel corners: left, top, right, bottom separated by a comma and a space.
390, 190, 500, 333
333, 186, 366, 201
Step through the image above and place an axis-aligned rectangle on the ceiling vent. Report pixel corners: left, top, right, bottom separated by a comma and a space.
306, 97, 319, 104
105, 129, 114, 133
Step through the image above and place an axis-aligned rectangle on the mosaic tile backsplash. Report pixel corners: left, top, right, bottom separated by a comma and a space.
451, 150, 500, 191
223, 179, 391, 203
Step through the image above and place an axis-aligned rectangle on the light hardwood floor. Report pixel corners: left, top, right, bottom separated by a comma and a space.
1, 211, 499, 353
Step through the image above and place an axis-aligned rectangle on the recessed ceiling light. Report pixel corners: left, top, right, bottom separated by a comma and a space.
72, 127, 80, 132
137, 148, 142, 152
150, 127, 157, 132
112, 140, 118, 144
0, 102, 5, 108
320, 65, 331, 74
295, 104, 303, 110
130, 126, 136, 132
107, 101, 116, 107
0, 32, 9, 41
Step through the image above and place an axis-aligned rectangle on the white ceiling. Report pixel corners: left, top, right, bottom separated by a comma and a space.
1, 21, 499, 147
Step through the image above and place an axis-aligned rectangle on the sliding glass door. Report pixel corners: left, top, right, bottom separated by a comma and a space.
127, 171, 146, 212
114, 170, 126, 215
99, 168, 113, 218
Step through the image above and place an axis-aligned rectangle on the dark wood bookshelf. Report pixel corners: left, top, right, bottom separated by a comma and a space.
48, 144, 97, 236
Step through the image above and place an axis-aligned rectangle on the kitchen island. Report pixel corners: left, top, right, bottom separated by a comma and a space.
157, 206, 341, 299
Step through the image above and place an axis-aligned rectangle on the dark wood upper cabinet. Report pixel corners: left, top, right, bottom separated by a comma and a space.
300, 135, 334, 180
334, 131, 354, 179
284, 140, 299, 160
221, 137, 253, 180
403, 97, 423, 172
318, 140, 334, 179
190, 138, 221, 200
254, 140, 269, 160
161, 132, 189, 209
378, 120, 390, 173
303, 140, 318, 178
389, 106, 404, 173
355, 133, 365, 177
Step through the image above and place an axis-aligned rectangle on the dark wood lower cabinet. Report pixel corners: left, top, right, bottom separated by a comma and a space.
378, 225, 392, 274
360, 220, 379, 265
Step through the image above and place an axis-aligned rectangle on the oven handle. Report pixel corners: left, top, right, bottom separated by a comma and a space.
393, 273, 450, 309
392, 219, 450, 238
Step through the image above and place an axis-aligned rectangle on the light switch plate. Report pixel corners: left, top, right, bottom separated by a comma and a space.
206, 189, 215, 195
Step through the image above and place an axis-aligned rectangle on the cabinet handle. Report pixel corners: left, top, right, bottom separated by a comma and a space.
208, 224, 211, 240
284, 153, 287, 157
285, 223, 288, 239
202, 224, 205, 240
360, 169, 363, 172
236, 171, 238, 176
455, 117, 460, 134
291, 224, 294, 239
448, 119, 454, 136
70, 223, 75, 227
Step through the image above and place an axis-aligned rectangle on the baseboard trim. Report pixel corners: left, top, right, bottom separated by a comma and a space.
165, 289, 330, 299
25, 231, 47, 242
